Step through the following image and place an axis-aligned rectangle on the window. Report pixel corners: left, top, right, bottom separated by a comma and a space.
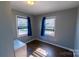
17, 16, 28, 36
45, 17, 56, 36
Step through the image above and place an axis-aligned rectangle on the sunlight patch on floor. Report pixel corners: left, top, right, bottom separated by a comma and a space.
29, 48, 48, 57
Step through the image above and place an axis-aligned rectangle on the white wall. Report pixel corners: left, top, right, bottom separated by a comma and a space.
0, 2, 14, 57
55, 8, 77, 50
74, 7, 79, 57
35, 8, 77, 50
31, 16, 41, 38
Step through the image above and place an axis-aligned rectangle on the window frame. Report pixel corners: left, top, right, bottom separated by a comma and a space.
16, 15, 28, 37
45, 16, 56, 36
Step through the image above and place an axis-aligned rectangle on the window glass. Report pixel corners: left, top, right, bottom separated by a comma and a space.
17, 16, 28, 36
45, 18, 55, 36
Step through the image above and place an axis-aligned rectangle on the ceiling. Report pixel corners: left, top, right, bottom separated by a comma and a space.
10, 1, 79, 15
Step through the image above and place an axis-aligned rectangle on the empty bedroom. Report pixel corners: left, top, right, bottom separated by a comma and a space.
0, 1, 79, 57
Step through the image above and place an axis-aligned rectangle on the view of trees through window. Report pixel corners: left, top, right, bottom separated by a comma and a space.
45, 18, 55, 36
17, 16, 55, 36
17, 16, 28, 36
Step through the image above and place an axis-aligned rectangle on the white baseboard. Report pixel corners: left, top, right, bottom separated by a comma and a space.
36, 39, 74, 52
73, 50, 79, 57
26, 38, 75, 56
25, 39, 35, 43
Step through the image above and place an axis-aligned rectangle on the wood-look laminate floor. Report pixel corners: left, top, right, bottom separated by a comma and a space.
27, 40, 73, 57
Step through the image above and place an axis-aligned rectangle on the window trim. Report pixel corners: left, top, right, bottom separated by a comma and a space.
16, 15, 28, 37
45, 16, 56, 36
